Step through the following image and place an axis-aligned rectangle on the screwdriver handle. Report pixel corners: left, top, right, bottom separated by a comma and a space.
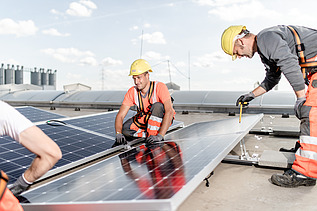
239, 102, 247, 123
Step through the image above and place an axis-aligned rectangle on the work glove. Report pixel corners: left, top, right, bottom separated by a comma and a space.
294, 97, 306, 119
9, 174, 32, 197
236, 92, 255, 106
115, 133, 127, 145
146, 134, 164, 144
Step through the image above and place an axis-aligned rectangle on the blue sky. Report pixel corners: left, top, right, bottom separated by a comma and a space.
1, 0, 317, 91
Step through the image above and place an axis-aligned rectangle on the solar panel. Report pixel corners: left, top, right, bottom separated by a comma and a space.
15, 106, 66, 123
62, 110, 135, 138
2, 109, 183, 185
63, 110, 184, 138
20, 114, 263, 211
1, 123, 116, 185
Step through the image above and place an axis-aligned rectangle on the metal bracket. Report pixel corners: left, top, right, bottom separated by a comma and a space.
239, 138, 258, 162
222, 138, 259, 165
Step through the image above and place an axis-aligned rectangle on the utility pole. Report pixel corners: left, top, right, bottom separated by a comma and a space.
188, 51, 191, 91
140, 30, 144, 59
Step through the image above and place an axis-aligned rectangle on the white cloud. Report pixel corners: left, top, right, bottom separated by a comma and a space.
66, 0, 97, 17
207, 0, 279, 21
79, 0, 97, 9
131, 38, 138, 45
193, 0, 248, 7
42, 28, 70, 37
130, 25, 139, 31
144, 23, 151, 28
101, 57, 123, 66
80, 57, 98, 66
0, 18, 38, 37
50, 9, 64, 16
143, 51, 170, 61
193, 52, 230, 68
41, 48, 95, 65
141, 32, 166, 44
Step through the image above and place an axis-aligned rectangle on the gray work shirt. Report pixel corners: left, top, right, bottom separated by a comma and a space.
257, 25, 317, 92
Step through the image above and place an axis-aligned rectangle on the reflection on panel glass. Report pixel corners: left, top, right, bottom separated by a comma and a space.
119, 142, 185, 199
20, 133, 241, 204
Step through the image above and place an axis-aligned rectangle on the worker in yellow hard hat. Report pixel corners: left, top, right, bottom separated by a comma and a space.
221, 25, 317, 188
114, 59, 175, 146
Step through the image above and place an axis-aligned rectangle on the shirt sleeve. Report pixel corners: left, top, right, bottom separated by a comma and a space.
258, 31, 305, 92
122, 86, 135, 107
0, 101, 34, 142
156, 82, 172, 103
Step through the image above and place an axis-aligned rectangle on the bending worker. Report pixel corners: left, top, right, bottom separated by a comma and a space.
1, 101, 62, 197
221, 25, 317, 188
114, 59, 175, 145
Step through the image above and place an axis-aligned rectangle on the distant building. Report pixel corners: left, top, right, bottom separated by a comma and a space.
63, 83, 91, 92
165, 82, 180, 90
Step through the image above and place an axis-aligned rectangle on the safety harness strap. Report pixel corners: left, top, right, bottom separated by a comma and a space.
133, 81, 155, 130
287, 25, 317, 85
0, 170, 9, 200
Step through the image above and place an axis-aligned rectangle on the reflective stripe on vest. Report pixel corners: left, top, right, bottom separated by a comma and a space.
296, 136, 317, 160
287, 25, 317, 85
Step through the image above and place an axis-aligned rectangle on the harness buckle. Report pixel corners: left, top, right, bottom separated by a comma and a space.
296, 43, 305, 52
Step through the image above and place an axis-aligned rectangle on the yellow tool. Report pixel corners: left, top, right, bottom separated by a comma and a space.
239, 102, 248, 123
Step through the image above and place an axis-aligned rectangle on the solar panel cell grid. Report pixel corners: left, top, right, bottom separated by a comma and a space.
16, 106, 66, 123
1, 107, 183, 189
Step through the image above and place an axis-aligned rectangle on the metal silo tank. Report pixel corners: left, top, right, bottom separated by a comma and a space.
41, 68, 49, 85
31, 68, 41, 85
15, 65, 23, 84
5, 64, 14, 84
49, 69, 56, 86
0, 64, 4, 85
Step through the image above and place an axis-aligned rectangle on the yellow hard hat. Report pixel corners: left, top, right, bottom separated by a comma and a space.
221, 25, 246, 61
129, 59, 153, 76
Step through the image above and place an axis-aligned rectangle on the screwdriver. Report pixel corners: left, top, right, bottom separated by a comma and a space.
239, 102, 248, 123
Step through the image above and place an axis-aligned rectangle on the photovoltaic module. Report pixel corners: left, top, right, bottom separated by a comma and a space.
1, 107, 184, 185
20, 114, 263, 211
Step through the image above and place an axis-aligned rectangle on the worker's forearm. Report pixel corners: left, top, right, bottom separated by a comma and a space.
19, 126, 61, 183
24, 155, 57, 182
252, 86, 267, 97
158, 110, 173, 137
295, 89, 306, 99
115, 115, 124, 133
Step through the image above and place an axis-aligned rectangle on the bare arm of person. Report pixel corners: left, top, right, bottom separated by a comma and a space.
19, 126, 62, 182
115, 104, 130, 134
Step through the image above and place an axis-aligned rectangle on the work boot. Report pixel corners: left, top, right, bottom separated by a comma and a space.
271, 169, 316, 188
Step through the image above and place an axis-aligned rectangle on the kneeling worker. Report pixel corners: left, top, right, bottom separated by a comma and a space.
114, 59, 175, 145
